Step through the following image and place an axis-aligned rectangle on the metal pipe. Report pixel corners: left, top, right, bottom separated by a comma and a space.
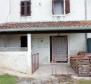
85, 0, 87, 20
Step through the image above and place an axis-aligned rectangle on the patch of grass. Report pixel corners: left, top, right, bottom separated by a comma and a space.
0, 74, 16, 84
77, 80, 91, 84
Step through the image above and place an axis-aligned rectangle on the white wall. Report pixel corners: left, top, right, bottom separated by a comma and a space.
87, 33, 91, 38
0, 35, 20, 47
68, 33, 86, 55
0, 34, 27, 51
0, 0, 10, 23
0, 0, 86, 23
0, 52, 28, 74
2, 0, 91, 22
32, 35, 50, 64
32, 33, 86, 64
0, 34, 33, 76
0, 34, 31, 75
0, 33, 86, 75
86, 0, 91, 20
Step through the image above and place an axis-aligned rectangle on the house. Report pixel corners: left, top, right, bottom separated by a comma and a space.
0, 0, 91, 77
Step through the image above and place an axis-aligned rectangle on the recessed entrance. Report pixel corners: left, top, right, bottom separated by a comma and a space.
50, 36, 68, 63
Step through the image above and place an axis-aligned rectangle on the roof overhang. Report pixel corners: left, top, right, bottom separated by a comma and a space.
0, 21, 91, 33
0, 26, 91, 34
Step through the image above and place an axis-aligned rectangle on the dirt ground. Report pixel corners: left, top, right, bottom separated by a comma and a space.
16, 74, 75, 84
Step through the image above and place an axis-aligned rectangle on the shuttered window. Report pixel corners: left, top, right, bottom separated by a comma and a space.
65, 0, 70, 14
52, 0, 70, 15
21, 1, 31, 16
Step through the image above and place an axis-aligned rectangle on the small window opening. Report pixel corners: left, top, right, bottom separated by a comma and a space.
21, 36, 27, 47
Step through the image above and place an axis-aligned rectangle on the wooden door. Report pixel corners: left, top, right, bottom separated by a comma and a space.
51, 36, 68, 62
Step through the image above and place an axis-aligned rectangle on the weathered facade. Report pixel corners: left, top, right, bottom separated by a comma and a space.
0, 0, 91, 77
1, 0, 91, 22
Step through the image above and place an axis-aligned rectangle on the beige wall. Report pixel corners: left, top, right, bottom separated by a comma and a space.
32, 33, 86, 65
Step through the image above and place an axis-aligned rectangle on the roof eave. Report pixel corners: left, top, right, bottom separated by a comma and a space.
0, 26, 91, 32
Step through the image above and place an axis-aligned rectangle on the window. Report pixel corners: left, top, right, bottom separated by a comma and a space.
21, 1, 31, 16
21, 36, 27, 47
52, 0, 70, 15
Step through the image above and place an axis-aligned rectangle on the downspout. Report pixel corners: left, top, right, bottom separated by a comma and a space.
7, 0, 11, 22
84, 0, 88, 52
84, 0, 87, 20
85, 33, 88, 52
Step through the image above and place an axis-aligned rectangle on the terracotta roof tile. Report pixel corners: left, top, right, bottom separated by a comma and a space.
0, 21, 91, 30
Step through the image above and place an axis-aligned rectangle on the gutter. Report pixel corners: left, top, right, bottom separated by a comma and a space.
0, 26, 91, 32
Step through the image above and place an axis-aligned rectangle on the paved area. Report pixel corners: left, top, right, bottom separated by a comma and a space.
0, 63, 76, 84
16, 63, 76, 84
32, 63, 76, 78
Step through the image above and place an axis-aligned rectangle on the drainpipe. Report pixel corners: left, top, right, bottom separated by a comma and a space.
6, 0, 11, 22
84, 0, 87, 20
84, 0, 88, 52
85, 33, 88, 52
9, 0, 11, 15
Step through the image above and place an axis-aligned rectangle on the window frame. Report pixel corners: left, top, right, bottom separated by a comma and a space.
20, 1, 31, 16
52, 0, 70, 16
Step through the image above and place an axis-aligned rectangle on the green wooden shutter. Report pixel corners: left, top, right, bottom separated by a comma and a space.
87, 38, 91, 53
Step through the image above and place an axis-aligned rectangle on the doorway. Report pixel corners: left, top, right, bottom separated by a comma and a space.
50, 36, 68, 63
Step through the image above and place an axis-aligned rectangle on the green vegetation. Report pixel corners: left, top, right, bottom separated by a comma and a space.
77, 80, 91, 84
0, 74, 16, 84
